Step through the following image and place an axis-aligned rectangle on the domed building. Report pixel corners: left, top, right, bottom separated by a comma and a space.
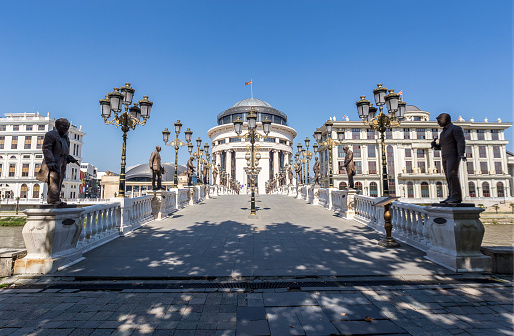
208, 98, 297, 194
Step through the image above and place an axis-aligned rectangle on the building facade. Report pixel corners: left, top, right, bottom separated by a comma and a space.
0, 112, 85, 200
208, 98, 297, 194
316, 106, 513, 200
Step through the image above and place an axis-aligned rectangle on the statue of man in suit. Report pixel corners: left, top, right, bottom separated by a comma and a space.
313, 157, 320, 185
149, 146, 163, 190
212, 166, 218, 185
202, 164, 209, 184
343, 145, 356, 189
186, 157, 195, 186
295, 163, 303, 185
288, 166, 294, 185
431, 113, 466, 203
36, 118, 79, 205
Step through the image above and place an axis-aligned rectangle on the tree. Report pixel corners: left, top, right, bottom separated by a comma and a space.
493, 204, 499, 214
510, 203, 514, 214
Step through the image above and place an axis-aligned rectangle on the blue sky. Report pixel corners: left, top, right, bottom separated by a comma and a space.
0, 0, 512, 172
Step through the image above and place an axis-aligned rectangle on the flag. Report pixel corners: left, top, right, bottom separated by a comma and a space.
343, 114, 347, 119
245, 80, 252, 85
398, 90, 403, 95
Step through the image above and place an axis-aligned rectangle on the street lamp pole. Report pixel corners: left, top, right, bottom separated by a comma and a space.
313, 123, 344, 188
163, 120, 191, 188
99, 83, 153, 197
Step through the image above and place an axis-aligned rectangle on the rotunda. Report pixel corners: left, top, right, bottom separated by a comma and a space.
208, 98, 297, 194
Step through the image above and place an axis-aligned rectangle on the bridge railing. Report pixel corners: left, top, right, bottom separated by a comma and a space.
77, 202, 121, 252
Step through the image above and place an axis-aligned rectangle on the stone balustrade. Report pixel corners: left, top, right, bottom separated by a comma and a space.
77, 202, 121, 253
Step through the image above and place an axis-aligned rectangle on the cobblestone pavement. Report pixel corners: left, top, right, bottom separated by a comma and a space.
0, 278, 512, 335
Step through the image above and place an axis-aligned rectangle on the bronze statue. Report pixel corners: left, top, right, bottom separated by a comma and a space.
186, 157, 195, 186
202, 164, 209, 184
212, 166, 218, 185
313, 157, 320, 185
36, 118, 79, 205
149, 146, 164, 190
343, 145, 356, 189
295, 163, 303, 184
431, 113, 466, 203
288, 166, 294, 185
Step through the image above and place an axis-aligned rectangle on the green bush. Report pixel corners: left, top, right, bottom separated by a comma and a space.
0, 216, 26, 226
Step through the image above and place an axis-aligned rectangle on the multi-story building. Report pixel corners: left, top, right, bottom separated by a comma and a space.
80, 162, 99, 198
316, 106, 513, 201
208, 98, 297, 194
0, 112, 85, 200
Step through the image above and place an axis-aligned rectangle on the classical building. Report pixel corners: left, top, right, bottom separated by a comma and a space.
316, 106, 513, 200
0, 112, 84, 200
80, 162, 99, 198
208, 98, 297, 194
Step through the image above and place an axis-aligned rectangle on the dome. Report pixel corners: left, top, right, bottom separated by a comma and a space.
406, 105, 422, 111
126, 163, 187, 182
232, 98, 272, 108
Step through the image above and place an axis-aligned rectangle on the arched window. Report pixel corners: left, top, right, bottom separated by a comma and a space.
370, 182, 378, 197
355, 182, 362, 191
482, 182, 490, 197
386, 145, 395, 175
407, 182, 414, 198
497, 182, 505, 198
20, 184, 28, 198
468, 182, 476, 197
32, 184, 40, 199
339, 181, 347, 190
388, 179, 396, 197
421, 182, 429, 198
436, 182, 443, 198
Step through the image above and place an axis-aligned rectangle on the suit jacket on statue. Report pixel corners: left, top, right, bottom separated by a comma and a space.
149, 150, 162, 171
437, 123, 466, 158
344, 150, 356, 175
36, 129, 72, 183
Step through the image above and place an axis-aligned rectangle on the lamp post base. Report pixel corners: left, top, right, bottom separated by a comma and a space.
248, 215, 259, 219
378, 236, 401, 248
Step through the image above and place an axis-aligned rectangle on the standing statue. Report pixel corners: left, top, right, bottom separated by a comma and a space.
288, 166, 294, 185
343, 145, 356, 189
186, 157, 195, 186
212, 166, 218, 185
313, 157, 320, 185
36, 118, 79, 205
431, 113, 466, 203
295, 163, 303, 184
202, 164, 209, 184
149, 146, 163, 190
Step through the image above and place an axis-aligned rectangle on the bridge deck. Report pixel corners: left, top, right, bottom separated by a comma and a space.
61, 195, 452, 278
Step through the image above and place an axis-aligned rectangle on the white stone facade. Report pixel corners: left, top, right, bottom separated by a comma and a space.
316, 106, 513, 201
208, 98, 297, 194
0, 112, 85, 200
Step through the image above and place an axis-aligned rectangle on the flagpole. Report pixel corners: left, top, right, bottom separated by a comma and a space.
251, 79, 253, 98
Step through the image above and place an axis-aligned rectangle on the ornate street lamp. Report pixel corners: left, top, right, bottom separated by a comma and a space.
192, 137, 203, 185
100, 83, 153, 197
162, 120, 187, 188
313, 122, 343, 188
355, 83, 406, 248
233, 107, 270, 217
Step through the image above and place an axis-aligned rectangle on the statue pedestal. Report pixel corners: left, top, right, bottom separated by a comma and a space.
312, 185, 320, 206
425, 205, 491, 272
287, 184, 296, 197
150, 190, 169, 220
296, 185, 303, 199
14, 207, 84, 274
340, 189, 358, 219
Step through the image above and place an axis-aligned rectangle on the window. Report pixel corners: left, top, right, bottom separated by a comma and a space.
467, 161, 474, 175
407, 182, 414, 198
355, 161, 362, 174
218, 139, 226, 144
463, 129, 471, 141
386, 128, 392, 139
22, 164, 29, 177
388, 179, 396, 196
368, 145, 376, 158
495, 162, 502, 174
479, 146, 487, 158
352, 128, 360, 140
13, 125, 19, 131
413, 116, 421, 121
477, 129, 485, 140
482, 182, 490, 197
279, 139, 287, 145
405, 149, 411, 158
353, 145, 361, 158
418, 161, 426, 173
11, 136, 18, 149
263, 137, 275, 143
0, 136, 4, 149
436, 182, 443, 198
369, 182, 378, 197
338, 145, 345, 158
355, 182, 362, 191
434, 149, 440, 157
469, 182, 476, 197
480, 162, 488, 174
339, 181, 347, 190
435, 161, 441, 173
417, 149, 425, 158
0, 125, 5, 131
229, 137, 242, 142
491, 130, 500, 141
368, 161, 377, 174
416, 128, 426, 139
497, 182, 505, 197
26, 125, 33, 131
367, 129, 375, 139
387, 145, 394, 175
34, 163, 41, 174
403, 128, 410, 139
0, 164, 2, 176
38, 125, 46, 131
24, 136, 32, 149
20, 184, 28, 198
406, 161, 413, 173
432, 129, 439, 138
493, 146, 501, 158
421, 182, 429, 198
464, 146, 472, 158
35, 154, 43, 159
37, 136, 44, 149
9, 164, 15, 177
23, 155, 30, 159
33, 184, 40, 199
338, 161, 345, 174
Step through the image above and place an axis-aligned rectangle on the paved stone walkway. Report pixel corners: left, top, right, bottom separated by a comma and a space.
61, 195, 451, 278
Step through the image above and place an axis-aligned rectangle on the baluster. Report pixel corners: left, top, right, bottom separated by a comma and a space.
410, 211, 419, 241
405, 209, 413, 238
397, 207, 405, 236
415, 210, 423, 242
419, 212, 429, 248
85, 212, 92, 239
78, 213, 86, 244
91, 210, 98, 238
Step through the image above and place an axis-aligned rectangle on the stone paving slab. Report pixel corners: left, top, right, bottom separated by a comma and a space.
60, 195, 452, 278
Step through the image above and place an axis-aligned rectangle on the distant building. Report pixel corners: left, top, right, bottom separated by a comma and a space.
0, 112, 85, 199
316, 106, 513, 201
80, 162, 99, 198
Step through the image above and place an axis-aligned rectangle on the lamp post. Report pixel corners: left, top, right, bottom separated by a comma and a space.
355, 83, 407, 248
162, 120, 191, 188
204, 143, 210, 184
313, 123, 344, 188
99, 83, 153, 197
191, 137, 203, 185
304, 137, 313, 185
233, 107, 271, 216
